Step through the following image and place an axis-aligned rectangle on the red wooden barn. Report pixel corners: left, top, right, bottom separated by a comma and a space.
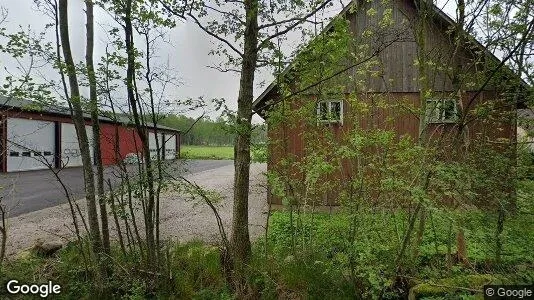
253, 0, 527, 205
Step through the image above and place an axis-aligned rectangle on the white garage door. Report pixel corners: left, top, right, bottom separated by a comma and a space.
61, 123, 94, 167
7, 118, 56, 172
164, 134, 176, 160
148, 132, 164, 160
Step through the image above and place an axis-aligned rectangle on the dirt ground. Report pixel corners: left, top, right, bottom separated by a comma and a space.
4, 163, 268, 257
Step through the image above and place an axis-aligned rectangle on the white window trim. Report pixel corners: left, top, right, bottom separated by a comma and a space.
316, 100, 343, 125
425, 98, 458, 124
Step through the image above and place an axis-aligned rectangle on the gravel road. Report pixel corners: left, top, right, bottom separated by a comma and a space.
0, 159, 234, 217
4, 162, 267, 257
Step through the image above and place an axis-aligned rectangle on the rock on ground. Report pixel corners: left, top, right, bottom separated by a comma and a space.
4, 163, 267, 258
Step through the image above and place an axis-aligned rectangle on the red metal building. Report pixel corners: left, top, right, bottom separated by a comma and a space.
0, 96, 181, 172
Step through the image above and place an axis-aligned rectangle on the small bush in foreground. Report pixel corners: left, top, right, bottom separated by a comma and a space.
0, 241, 230, 299
257, 204, 534, 299
1, 181, 532, 298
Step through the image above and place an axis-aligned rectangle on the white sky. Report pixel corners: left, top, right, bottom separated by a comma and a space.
0, 0, 248, 120
0, 0, 457, 124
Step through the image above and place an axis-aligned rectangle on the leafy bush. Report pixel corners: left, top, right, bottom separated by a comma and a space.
262, 203, 534, 298
170, 241, 227, 299
2, 181, 533, 299
0, 240, 229, 299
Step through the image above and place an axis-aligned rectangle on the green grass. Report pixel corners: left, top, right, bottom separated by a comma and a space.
2, 180, 532, 299
258, 182, 534, 298
257, 208, 534, 299
181, 145, 234, 160
0, 241, 230, 299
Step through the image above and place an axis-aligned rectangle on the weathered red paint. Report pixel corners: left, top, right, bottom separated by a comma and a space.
1, 107, 181, 170
266, 92, 517, 205
100, 123, 143, 166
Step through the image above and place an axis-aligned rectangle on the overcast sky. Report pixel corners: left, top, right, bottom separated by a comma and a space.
0, 0, 252, 120
0, 1, 456, 124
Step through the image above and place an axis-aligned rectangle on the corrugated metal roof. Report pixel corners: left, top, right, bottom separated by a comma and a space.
0, 94, 180, 132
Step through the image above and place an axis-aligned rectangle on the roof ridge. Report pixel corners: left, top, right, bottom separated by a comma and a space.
252, 0, 529, 118
0, 94, 180, 132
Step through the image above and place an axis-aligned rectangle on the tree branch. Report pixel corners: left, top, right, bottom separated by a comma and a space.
257, 0, 333, 50
254, 38, 398, 114
158, 1, 244, 57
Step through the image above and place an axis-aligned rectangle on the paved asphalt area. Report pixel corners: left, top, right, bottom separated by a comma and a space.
0, 159, 233, 217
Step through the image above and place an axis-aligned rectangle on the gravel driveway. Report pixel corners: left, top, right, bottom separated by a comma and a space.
4, 163, 267, 257
0, 160, 234, 217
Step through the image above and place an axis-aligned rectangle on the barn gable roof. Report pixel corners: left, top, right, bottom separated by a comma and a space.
252, 0, 530, 118
252, 2, 355, 116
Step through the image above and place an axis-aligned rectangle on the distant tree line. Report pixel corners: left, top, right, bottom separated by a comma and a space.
160, 114, 266, 146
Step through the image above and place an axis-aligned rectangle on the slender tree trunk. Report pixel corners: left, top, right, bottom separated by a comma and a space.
231, 0, 259, 266
413, 208, 426, 258
58, 0, 105, 291
143, 30, 164, 265
452, 0, 469, 265
0, 205, 6, 268
108, 179, 126, 257
495, 203, 505, 263
46, 0, 92, 275
456, 226, 467, 263
123, 0, 157, 267
85, 0, 110, 256
58, 0, 101, 255
410, 0, 431, 264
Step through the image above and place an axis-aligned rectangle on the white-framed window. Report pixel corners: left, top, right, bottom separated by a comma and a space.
425, 98, 458, 124
317, 100, 343, 124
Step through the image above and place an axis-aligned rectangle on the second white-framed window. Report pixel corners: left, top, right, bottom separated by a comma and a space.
316, 100, 343, 124
425, 98, 458, 124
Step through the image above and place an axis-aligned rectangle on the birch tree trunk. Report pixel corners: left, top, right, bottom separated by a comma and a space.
58, 0, 101, 253
58, 2, 107, 292
85, 0, 110, 256
123, 0, 157, 267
